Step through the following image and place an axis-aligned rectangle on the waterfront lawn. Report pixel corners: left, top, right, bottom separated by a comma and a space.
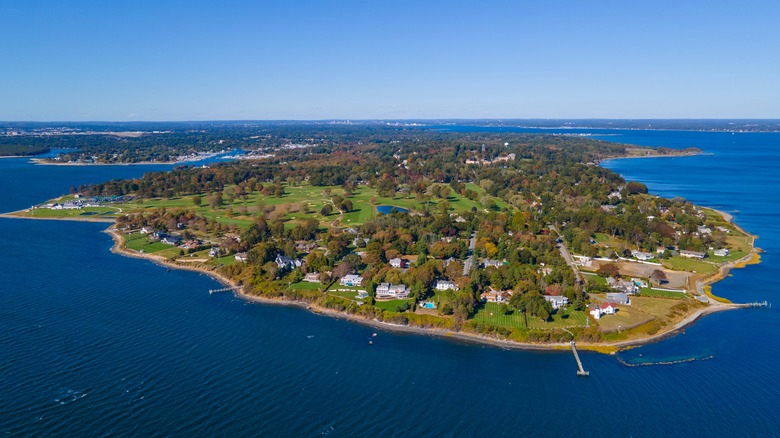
373, 299, 413, 312
328, 290, 364, 301
124, 234, 173, 254
289, 281, 322, 292
155, 247, 183, 259
662, 256, 718, 275
325, 283, 367, 301
596, 308, 654, 333
472, 303, 526, 329
211, 255, 236, 266
472, 303, 588, 330
630, 296, 682, 318
526, 309, 588, 329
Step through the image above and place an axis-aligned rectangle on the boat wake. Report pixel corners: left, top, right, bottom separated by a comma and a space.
617, 355, 715, 367
54, 388, 87, 406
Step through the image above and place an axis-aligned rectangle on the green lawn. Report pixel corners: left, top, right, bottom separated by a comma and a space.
662, 256, 718, 275
123, 233, 173, 254
472, 303, 588, 330
329, 290, 366, 301
585, 274, 607, 286
290, 281, 323, 292
639, 288, 687, 299
211, 255, 236, 266
25, 207, 120, 219
114, 181, 508, 230
374, 299, 413, 312
527, 309, 588, 329
472, 303, 527, 329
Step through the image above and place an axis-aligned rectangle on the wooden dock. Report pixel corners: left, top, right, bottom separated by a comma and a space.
571, 341, 590, 376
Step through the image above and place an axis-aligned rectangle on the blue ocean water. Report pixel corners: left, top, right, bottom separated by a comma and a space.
1, 132, 779, 436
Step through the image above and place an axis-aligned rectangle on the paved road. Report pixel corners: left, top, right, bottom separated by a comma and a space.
463, 231, 476, 276
549, 225, 584, 288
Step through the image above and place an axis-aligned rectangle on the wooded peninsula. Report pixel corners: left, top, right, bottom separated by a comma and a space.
7, 124, 759, 352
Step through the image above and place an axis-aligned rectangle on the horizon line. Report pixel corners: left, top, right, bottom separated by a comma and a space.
3, 117, 780, 124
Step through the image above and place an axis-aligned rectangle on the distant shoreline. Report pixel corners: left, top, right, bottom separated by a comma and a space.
600, 150, 704, 163
30, 158, 182, 166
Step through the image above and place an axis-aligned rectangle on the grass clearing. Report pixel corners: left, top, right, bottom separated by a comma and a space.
639, 288, 687, 299
472, 303, 588, 330
290, 281, 322, 292
662, 256, 718, 275
472, 303, 526, 329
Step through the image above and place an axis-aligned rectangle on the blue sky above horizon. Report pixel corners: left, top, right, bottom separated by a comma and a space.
3, 0, 779, 121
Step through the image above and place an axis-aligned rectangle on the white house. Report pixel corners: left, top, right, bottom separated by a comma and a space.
340, 274, 363, 287
482, 259, 504, 268
304, 272, 321, 283
375, 283, 409, 299
234, 252, 248, 263
590, 301, 617, 319
543, 295, 569, 309
435, 280, 459, 291
632, 250, 654, 261
209, 247, 220, 257
714, 248, 730, 257
680, 250, 706, 259
389, 258, 408, 269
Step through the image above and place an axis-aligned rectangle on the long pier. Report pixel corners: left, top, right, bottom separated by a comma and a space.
209, 285, 241, 295
571, 341, 590, 376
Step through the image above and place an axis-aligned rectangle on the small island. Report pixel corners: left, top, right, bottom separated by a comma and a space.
4, 126, 760, 353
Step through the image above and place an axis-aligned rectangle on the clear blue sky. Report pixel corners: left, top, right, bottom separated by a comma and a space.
3, 0, 779, 121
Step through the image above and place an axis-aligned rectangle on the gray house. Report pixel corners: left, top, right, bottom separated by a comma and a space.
606, 292, 630, 305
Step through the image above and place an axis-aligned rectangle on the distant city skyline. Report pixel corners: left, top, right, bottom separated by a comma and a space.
3, 0, 779, 121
